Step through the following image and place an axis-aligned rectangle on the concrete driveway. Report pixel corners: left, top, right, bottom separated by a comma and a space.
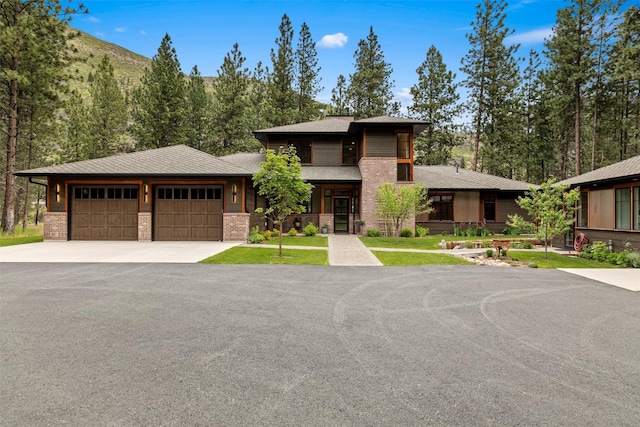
1, 264, 639, 426
0, 240, 242, 263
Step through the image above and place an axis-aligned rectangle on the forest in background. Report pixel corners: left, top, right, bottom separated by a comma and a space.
1, 0, 639, 233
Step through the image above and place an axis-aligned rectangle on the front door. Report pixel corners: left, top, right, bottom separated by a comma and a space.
334, 198, 349, 233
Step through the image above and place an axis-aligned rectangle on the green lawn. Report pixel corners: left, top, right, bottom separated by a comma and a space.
360, 235, 523, 250
200, 246, 329, 265
372, 251, 473, 266
262, 236, 329, 247
1, 225, 44, 247
508, 251, 615, 268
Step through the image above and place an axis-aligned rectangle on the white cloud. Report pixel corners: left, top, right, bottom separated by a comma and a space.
396, 87, 412, 100
95, 31, 105, 38
139, 30, 147, 36
85, 16, 100, 23
507, 27, 553, 45
317, 32, 348, 49
114, 27, 126, 33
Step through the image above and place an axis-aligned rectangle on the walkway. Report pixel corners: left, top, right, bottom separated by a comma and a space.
328, 234, 382, 266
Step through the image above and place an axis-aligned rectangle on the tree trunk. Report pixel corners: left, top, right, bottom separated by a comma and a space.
574, 79, 581, 176
2, 75, 18, 235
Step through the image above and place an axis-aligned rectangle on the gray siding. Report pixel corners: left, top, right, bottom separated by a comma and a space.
366, 129, 396, 157
313, 139, 341, 165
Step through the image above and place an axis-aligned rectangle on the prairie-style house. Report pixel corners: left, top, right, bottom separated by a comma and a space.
16, 116, 533, 241
559, 155, 640, 251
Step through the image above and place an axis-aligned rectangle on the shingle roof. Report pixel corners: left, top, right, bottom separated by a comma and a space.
558, 155, 640, 186
15, 145, 252, 177
414, 165, 534, 191
353, 116, 429, 125
220, 152, 362, 182
254, 118, 351, 136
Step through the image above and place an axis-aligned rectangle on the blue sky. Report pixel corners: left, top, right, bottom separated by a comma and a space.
71, 0, 628, 108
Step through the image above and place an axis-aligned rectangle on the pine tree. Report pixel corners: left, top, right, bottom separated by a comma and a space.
211, 43, 254, 154
246, 61, 274, 137
460, 0, 521, 174
1, 0, 86, 234
544, 0, 607, 176
269, 14, 296, 126
86, 55, 128, 158
294, 22, 323, 122
130, 33, 187, 149
331, 74, 349, 115
409, 45, 462, 165
347, 26, 397, 119
185, 65, 214, 153
61, 90, 91, 162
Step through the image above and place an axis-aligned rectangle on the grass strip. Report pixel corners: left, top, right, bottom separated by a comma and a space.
200, 246, 328, 265
508, 251, 615, 269
372, 250, 473, 266
262, 236, 328, 247
0, 235, 44, 247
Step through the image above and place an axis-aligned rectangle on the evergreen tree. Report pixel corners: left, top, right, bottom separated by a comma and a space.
185, 65, 214, 153
269, 14, 296, 126
409, 45, 462, 165
130, 33, 187, 149
331, 74, 349, 115
460, 0, 521, 174
294, 22, 323, 122
61, 90, 91, 162
211, 44, 255, 154
544, 0, 607, 176
1, 0, 86, 234
246, 61, 274, 139
87, 55, 128, 158
347, 26, 397, 119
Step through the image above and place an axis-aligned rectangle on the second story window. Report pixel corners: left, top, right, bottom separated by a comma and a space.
397, 132, 410, 159
396, 131, 412, 181
288, 140, 312, 164
342, 140, 357, 165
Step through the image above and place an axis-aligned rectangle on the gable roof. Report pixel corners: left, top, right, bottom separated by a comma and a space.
414, 165, 534, 191
558, 155, 640, 186
15, 145, 253, 177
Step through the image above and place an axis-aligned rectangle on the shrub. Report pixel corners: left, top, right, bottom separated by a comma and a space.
303, 223, 318, 236
367, 229, 381, 237
288, 228, 298, 237
271, 228, 280, 237
481, 240, 492, 248
248, 226, 266, 244
485, 249, 494, 258
628, 251, 640, 268
262, 230, 273, 240
400, 228, 413, 238
521, 241, 533, 249
415, 225, 429, 237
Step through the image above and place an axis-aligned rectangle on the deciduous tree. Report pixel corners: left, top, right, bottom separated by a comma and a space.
253, 147, 313, 256
375, 183, 432, 243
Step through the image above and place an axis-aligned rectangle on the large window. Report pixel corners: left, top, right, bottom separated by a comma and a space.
396, 132, 412, 181
430, 194, 453, 221
342, 140, 357, 164
615, 187, 631, 230
483, 195, 496, 221
288, 140, 312, 164
577, 191, 588, 227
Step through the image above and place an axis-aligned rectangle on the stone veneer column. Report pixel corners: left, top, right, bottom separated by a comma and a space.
43, 212, 68, 240
138, 212, 152, 241
223, 213, 250, 241
359, 157, 397, 234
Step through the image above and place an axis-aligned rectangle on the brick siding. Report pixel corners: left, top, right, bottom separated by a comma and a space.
138, 212, 152, 241
43, 212, 68, 240
224, 213, 250, 241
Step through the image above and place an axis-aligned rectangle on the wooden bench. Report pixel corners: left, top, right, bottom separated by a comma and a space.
492, 239, 511, 258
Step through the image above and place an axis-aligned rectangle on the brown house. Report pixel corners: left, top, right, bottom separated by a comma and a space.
16, 115, 534, 241
559, 155, 640, 251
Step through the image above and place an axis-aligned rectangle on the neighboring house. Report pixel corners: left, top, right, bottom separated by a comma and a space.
558, 155, 640, 251
16, 115, 533, 241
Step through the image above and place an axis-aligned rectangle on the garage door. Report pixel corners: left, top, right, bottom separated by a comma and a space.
71, 186, 139, 240
154, 186, 223, 241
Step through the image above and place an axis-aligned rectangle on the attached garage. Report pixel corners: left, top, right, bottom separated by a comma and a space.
154, 185, 223, 241
71, 185, 139, 240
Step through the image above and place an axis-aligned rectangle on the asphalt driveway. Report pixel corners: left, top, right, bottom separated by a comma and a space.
1, 264, 639, 426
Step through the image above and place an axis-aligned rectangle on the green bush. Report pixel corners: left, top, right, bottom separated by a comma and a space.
628, 251, 640, 268
485, 249, 494, 258
367, 229, 382, 237
248, 226, 266, 244
522, 241, 533, 249
400, 228, 413, 238
303, 223, 318, 236
288, 228, 298, 236
271, 228, 280, 237
415, 225, 429, 237
579, 241, 640, 267
262, 230, 273, 240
